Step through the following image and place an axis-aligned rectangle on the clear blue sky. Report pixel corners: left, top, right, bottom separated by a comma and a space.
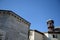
0, 0, 60, 32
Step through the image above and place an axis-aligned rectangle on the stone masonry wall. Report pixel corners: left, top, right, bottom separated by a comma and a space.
0, 10, 30, 40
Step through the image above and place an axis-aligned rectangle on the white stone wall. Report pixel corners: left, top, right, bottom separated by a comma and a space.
57, 34, 60, 40
29, 31, 34, 40
30, 31, 60, 40
44, 33, 60, 40
34, 31, 43, 40
48, 34, 58, 40
44, 33, 48, 40
29, 30, 44, 40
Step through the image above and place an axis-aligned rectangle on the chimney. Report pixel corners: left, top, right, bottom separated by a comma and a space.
47, 19, 54, 32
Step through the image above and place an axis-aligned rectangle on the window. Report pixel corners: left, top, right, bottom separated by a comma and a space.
53, 34, 57, 38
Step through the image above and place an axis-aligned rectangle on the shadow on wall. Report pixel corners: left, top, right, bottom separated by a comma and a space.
43, 34, 50, 40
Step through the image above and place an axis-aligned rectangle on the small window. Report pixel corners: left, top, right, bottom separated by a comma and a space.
53, 34, 57, 38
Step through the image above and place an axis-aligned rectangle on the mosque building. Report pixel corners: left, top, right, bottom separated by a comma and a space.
29, 19, 60, 40
0, 10, 60, 40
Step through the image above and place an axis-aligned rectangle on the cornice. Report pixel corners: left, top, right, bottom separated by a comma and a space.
0, 10, 31, 26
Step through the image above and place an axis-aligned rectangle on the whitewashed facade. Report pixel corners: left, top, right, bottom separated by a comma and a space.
29, 30, 60, 40
29, 19, 60, 40
29, 30, 44, 40
44, 32, 60, 40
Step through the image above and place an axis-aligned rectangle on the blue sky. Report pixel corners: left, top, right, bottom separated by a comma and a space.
0, 0, 60, 32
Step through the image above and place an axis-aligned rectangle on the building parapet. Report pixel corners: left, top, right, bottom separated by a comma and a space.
0, 10, 31, 26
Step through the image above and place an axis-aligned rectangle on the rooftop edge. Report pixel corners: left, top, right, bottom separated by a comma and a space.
0, 10, 31, 26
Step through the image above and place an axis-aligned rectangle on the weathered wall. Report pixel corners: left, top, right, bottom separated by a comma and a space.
34, 31, 43, 40
29, 30, 44, 40
0, 10, 30, 40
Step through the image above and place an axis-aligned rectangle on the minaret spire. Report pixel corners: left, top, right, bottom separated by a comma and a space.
47, 19, 54, 32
